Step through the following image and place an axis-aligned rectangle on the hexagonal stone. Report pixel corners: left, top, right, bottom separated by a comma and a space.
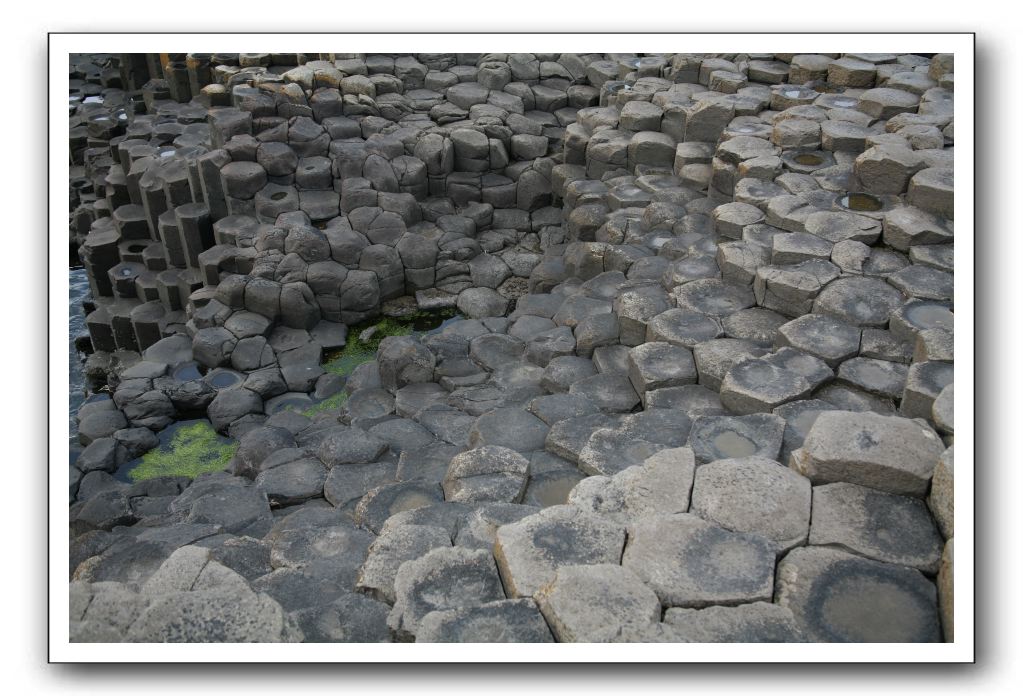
777, 314, 861, 367
859, 87, 921, 119
888, 264, 953, 302
613, 285, 672, 346
356, 523, 452, 603
323, 461, 397, 507
442, 446, 530, 504
626, 341, 697, 397
901, 360, 954, 421
254, 458, 327, 506
269, 524, 375, 589
468, 407, 550, 453
354, 481, 445, 534
687, 414, 786, 464
453, 502, 541, 551
525, 326, 577, 367
388, 546, 506, 640
673, 279, 755, 318
882, 205, 953, 251
837, 357, 909, 400
494, 505, 626, 598
528, 393, 601, 427
813, 276, 906, 328
754, 259, 842, 318
804, 211, 882, 244
690, 456, 811, 552
693, 338, 768, 392
287, 592, 391, 643
809, 482, 943, 573
645, 308, 723, 348
126, 585, 299, 643
854, 144, 925, 195
622, 513, 776, 608
543, 412, 621, 464
577, 409, 692, 476
540, 356, 597, 393
377, 336, 436, 394
790, 410, 945, 496
316, 426, 389, 467
568, 447, 696, 521
567, 373, 641, 413
457, 287, 510, 319
535, 564, 661, 642
720, 358, 815, 415
775, 546, 941, 642
416, 598, 554, 642
663, 602, 806, 642
907, 167, 953, 219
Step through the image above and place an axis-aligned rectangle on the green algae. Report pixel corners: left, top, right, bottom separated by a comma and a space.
321, 309, 458, 380
301, 308, 459, 418
128, 421, 237, 482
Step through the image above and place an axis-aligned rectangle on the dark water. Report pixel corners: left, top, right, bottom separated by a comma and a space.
69, 268, 90, 450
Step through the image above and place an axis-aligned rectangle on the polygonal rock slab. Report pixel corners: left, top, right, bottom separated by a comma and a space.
719, 358, 815, 415
663, 602, 806, 642
453, 502, 542, 552
775, 546, 941, 642
690, 456, 811, 552
316, 426, 389, 467
535, 564, 661, 642
468, 407, 549, 453
388, 546, 506, 640
416, 598, 554, 643
442, 445, 530, 504
627, 341, 698, 395
353, 481, 445, 534
568, 447, 696, 521
622, 513, 776, 608
776, 314, 861, 367
812, 276, 906, 328
809, 482, 943, 573
568, 373, 642, 413
254, 458, 327, 506
127, 587, 301, 642
494, 505, 626, 598
790, 410, 945, 496
356, 523, 452, 603
577, 409, 692, 476
269, 524, 375, 589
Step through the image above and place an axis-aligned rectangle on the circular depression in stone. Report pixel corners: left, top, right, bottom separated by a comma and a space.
839, 192, 884, 212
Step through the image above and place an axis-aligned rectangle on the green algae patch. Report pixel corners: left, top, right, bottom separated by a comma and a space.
127, 420, 237, 482
302, 308, 459, 418
320, 308, 459, 380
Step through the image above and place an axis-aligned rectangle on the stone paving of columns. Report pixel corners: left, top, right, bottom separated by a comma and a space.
67, 51, 955, 643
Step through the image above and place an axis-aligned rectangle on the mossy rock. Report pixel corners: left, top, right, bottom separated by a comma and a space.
127, 420, 238, 482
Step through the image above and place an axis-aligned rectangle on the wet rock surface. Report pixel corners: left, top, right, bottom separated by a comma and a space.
68, 50, 955, 643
